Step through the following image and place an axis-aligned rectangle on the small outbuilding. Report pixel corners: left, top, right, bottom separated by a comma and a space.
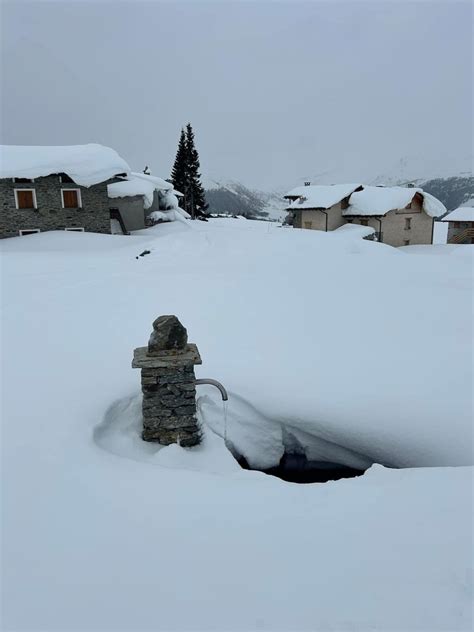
440, 206, 474, 244
108, 172, 184, 233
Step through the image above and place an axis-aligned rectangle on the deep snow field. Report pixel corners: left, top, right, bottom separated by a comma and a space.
1, 218, 473, 631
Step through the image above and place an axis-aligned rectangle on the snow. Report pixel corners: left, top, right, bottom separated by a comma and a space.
147, 210, 172, 223
161, 190, 180, 210
286, 183, 361, 209
347, 185, 447, 217
333, 222, 375, 238
131, 171, 173, 191
0, 143, 130, 186
108, 172, 174, 209
108, 176, 156, 208
1, 220, 472, 630
441, 206, 474, 222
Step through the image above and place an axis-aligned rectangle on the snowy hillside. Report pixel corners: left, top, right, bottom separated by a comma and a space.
204, 176, 287, 220
2, 220, 472, 631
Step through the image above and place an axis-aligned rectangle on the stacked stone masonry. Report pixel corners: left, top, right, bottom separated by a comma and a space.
0, 174, 122, 238
140, 366, 200, 446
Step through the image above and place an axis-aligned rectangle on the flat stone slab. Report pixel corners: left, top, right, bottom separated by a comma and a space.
132, 344, 202, 369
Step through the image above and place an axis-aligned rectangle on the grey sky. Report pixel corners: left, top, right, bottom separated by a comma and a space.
1, 0, 472, 190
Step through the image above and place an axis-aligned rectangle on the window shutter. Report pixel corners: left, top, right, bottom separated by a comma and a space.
63, 190, 78, 208
17, 190, 34, 208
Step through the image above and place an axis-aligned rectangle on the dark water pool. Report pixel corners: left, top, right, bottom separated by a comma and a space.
237, 452, 366, 484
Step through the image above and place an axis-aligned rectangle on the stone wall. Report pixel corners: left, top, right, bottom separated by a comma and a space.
140, 365, 200, 447
0, 174, 120, 238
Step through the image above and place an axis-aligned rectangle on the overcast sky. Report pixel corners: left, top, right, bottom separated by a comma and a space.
1, 0, 472, 189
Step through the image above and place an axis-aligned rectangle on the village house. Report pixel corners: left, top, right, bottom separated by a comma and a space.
285, 183, 363, 232
285, 183, 446, 247
0, 144, 130, 238
440, 206, 474, 244
108, 172, 184, 234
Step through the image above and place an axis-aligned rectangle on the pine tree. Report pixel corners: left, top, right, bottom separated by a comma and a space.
185, 123, 207, 217
170, 128, 188, 203
170, 124, 207, 218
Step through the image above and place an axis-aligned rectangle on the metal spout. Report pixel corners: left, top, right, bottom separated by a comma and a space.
194, 378, 228, 401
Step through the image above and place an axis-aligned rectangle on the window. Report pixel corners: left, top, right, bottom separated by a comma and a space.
14, 177, 34, 183
304, 221, 312, 229
405, 217, 412, 230
14, 189, 37, 209
61, 188, 82, 209
19, 229, 40, 236
64, 227, 84, 232
359, 219, 369, 226
403, 239, 410, 246
59, 173, 74, 183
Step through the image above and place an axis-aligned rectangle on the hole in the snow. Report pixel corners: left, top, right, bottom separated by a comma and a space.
236, 452, 366, 484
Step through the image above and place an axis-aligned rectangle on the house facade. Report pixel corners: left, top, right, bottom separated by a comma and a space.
285, 183, 446, 247
441, 206, 474, 244
0, 144, 130, 239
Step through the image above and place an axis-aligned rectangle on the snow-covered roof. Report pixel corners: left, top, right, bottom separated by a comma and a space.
108, 177, 156, 209
0, 144, 130, 187
131, 172, 173, 191
441, 207, 474, 222
346, 186, 446, 218
286, 184, 362, 210
108, 172, 174, 209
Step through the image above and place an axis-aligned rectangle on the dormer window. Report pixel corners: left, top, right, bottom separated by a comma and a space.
59, 173, 74, 183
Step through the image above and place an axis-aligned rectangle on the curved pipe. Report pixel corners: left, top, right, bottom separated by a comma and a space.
195, 378, 228, 401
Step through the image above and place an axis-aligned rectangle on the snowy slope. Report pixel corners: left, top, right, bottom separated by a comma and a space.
1, 222, 472, 631
204, 176, 286, 220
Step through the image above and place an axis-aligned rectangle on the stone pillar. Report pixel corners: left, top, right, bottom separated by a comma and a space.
132, 315, 202, 447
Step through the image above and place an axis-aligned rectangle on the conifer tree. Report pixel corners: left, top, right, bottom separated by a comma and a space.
170, 124, 207, 218
170, 128, 188, 201
185, 123, 207, 216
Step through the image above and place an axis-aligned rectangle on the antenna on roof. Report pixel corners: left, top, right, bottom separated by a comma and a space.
143, 165, 150, 175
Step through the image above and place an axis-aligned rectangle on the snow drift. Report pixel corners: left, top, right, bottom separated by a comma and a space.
1, 220, 472, 631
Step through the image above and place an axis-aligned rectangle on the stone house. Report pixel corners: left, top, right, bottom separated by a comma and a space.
285, 183, 446, 247
108, 172, 184, 233
0, 144, 130, 239
440, 206, 474, 244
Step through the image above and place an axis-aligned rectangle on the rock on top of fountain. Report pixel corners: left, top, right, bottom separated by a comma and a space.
148, 315, 188, 354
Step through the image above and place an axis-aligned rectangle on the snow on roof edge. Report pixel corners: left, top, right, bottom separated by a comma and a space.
441, 207, 474, 222
0, 144, 130, 187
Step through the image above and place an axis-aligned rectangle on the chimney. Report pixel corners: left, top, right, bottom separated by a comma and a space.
304, 181, 311, 186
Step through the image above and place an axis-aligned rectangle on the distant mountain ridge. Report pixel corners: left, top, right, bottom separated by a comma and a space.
204, 178, 287, 220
